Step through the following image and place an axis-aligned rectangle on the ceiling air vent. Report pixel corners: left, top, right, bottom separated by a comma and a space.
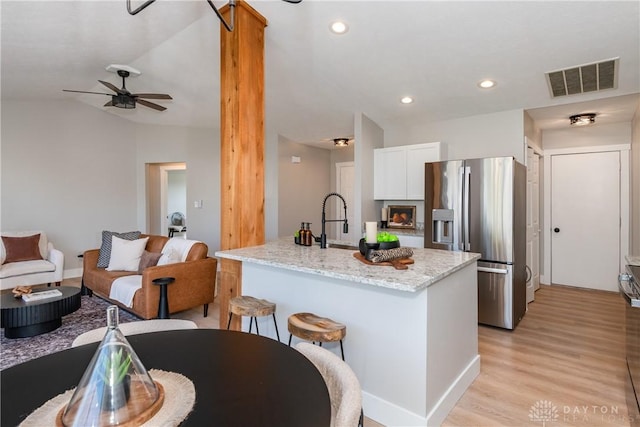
545, 58, 618, 98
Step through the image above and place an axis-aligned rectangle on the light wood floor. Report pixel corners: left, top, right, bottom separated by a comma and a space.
61, 279, 629, 427
443, 284, 630, 427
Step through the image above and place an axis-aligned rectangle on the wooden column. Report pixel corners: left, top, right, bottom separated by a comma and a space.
219, 1, 267, 329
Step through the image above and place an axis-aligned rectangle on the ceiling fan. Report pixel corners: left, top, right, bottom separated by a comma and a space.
63, 69, 172, 111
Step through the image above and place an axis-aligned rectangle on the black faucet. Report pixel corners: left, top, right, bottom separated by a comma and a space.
319, 192, 349, 249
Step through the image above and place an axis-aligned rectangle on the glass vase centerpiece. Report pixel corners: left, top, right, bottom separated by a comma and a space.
59, 305, 164, 426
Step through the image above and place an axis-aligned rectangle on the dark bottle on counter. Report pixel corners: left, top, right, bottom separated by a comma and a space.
304, 223, 313, 246
297, 222, 305, 245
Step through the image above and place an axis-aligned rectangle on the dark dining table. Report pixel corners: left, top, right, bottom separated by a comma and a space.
1, 329, 331, 426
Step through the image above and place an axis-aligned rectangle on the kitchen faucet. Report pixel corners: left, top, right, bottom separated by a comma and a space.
319, 192, 348, 249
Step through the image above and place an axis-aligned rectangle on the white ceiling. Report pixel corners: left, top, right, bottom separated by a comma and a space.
2, 1, 639, 150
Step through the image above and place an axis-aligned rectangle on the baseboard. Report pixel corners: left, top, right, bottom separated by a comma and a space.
362, 391, 427, 426
361, 355, 480, 426
426, 354, 481, 426
63, 268, 83, 279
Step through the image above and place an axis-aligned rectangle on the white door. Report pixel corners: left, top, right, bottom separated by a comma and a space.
551, 151, 620, 291
526, 147, 541, 303
336, 162, 355, 241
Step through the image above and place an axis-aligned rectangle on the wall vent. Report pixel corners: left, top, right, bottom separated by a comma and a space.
545, 58, 618, 98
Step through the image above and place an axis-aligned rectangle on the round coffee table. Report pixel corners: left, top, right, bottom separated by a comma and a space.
0, 286, 81, 338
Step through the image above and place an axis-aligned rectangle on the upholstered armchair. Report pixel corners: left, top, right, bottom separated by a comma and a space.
0, 231, 64, 290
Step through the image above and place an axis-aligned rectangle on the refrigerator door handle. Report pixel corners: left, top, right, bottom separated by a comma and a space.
458, 166, 465, 251
478, 266, 509, 274
463, 166, 471, 251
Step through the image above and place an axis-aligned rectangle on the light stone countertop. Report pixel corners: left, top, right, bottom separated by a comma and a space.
627, 255, 640, 266
215, 238, 480, 292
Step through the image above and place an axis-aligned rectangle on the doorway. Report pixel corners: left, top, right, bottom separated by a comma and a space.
146, 162, 187, 236
336, 161, 355, 241
526, 147, 541, 303
549, 150, 621, 291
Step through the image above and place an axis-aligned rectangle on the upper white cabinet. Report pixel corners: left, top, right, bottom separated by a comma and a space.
374, 142, 442, 200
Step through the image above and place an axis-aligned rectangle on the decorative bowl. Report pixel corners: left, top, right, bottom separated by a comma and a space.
359, 239, 399, 255
378, 240, 400, 250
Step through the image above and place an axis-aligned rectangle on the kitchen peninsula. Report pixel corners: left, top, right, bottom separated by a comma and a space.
215, 239, 481, 426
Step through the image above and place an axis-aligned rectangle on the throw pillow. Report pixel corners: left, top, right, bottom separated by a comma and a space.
97, 230, 141, 268
2, 234, 43, 264
137, 250, 162, 274
106, 236, 149, 272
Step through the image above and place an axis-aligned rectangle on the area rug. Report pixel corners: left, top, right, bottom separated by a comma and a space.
0, 295, 140, 370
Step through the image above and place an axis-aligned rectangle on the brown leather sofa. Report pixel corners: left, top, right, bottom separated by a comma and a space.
82, 234, 217, 319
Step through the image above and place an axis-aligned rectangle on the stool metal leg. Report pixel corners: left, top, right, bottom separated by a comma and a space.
340, 340, 345, 361
272, 313, 281, 342
288, 334, 293, 347
249, 317, 254, 333
226, 313, 233, 330
254, 317, 260, 336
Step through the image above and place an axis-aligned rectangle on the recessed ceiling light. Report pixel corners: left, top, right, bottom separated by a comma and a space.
400, 96, 414, 104
478, 79, 496, 89
330, 21, 349, 34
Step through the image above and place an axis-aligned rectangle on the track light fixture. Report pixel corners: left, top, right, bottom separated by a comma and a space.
127, 0, 302, 32
333, 138, 350, 147
569, 113, 596, 126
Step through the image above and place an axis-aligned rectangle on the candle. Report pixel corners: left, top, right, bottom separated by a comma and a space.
365, 221, 378, 243
381, 207, 388, 221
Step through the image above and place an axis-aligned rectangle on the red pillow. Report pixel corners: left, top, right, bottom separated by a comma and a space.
2, 234, 43, 263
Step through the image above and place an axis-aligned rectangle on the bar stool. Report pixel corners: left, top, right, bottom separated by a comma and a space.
226, 296, 280, 342
287, 312, 347, 360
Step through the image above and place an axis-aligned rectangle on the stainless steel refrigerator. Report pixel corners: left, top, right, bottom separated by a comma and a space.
424, 156, 526, 329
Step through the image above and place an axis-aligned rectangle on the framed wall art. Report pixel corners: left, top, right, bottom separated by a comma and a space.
388, 205, 416, 229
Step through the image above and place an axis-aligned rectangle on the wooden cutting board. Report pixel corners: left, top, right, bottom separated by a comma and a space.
353, 252, 414, 270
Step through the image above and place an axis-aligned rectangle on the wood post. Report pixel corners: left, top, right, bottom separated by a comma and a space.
218, 1, 267, 329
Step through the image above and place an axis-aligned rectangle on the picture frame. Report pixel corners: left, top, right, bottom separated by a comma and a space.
388, 205, 416, 229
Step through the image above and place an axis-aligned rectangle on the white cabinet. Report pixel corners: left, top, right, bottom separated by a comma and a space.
374, 142, 442, 200
374, 147, 406, 200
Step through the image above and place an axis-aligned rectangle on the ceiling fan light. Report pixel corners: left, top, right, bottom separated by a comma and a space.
112, 94, 136, 109
333, 138, 349, 147
569, 113, 596, 126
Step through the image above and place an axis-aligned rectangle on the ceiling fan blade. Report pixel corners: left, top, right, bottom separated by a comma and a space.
98, 80, 125, 94
133, 93, 173, 100
137, 98, 167, 111
62, 89, 112, 96
104, 100, 114, 107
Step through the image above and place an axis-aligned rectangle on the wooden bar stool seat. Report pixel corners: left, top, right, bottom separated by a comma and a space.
287, 312, 347, 360
227, 296, 280, 341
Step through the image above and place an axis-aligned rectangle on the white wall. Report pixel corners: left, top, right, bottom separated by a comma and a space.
543, 122, 632, 150
355, 112, 384, 236
277, 137, 331, 238
632, 100, 640, 255
384, 109, 526, 163
134, 123, 219, 252
1, 100, 137, 275
1, 101, 220, 279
